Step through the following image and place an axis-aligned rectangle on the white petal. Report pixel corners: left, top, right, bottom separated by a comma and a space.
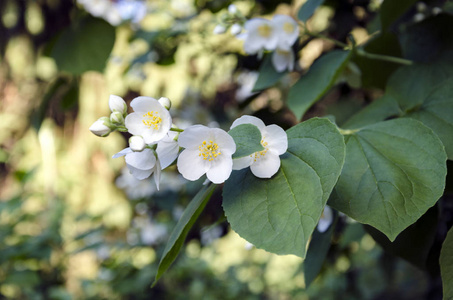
263, 124, 288, 155
113, 147, 133, 158
125, 148, 156, 170
212, 128, 236, 156
206, 154, 233, 184
130, 96, 159, 112
271, 50, 294, 72
127, 165, 153, 180
178, 125, 212, 149
230, 115, 266, 131
177, 149, 209, 181
156, 139, 179, 169
317, 206, 333, 233
232, 155, 253, 170
250, 151, 281, 178
125, 113, 146, 136
153, 159, 161, 190
109, 95, 127, 114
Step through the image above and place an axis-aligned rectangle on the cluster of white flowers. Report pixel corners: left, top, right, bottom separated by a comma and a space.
90, 95, 288, 188
77, 0, 147, 26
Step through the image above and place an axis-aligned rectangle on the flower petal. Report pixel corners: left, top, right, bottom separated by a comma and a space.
127, 165, 153, 180
230, 115, 266, 131
125, 113, 146, 136
250, 151, 281, 178
212, 128, 236, 156
125, 148, 156, 170
178, 125, 212, 149
113, 147, 133, 159
264, 124, 288, 155
157, 139, 179, 169
153, 159, 161, 190
177, 149, 209, 181
232, 155, 253, 170
206, 154, 233, 184
130, 96, 159, 112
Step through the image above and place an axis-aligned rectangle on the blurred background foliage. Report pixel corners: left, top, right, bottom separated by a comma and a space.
0, 0, 451, 299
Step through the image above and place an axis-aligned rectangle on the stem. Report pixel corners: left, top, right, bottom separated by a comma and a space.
355, 49, 413, 65
170, 127, 184, 133
306, 31, 349, 48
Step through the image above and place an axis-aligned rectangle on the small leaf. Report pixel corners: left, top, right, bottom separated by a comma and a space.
51, 16, 115, 75
223, 118, 345, 257
297, 0, 325, 22
330, 118, 447, 241
380, 0, 418, 31
228, 124, 264, 159
288, 50, 352, 120
304, 213, 337, 287
153, 184, 216, 287
253, 54, 287, 92
440, 226, 453, 299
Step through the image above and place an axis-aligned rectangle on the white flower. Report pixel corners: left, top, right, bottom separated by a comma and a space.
158, 97, 171, 110
228, 4, 238, 15
230, 23, 242, 36
213, 24, 227, 34
109, 95, 127, 115
115, 0, 147, 24
272, 15, 299, 51
129, 135, 146, 152
242, 18, 279, 54
317, 206, 333, 233
89, 117, 113, 137
231, 115, 287, 178
113, 148, 162, 188
177, 125, 236, 184
125, 96, 172, 144
156, 131, 180, 169
272, 49, 295, 72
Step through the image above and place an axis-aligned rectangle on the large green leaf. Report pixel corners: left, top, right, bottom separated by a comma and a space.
288, 50, 352, 120
51, 16, 115, 75
297, 0, 325, 22
252, 55, 286, 92
153, 184, 216, 286
223, 118, 345, 257
440, 226, 453, 300
330, 118, 447, 241
228, 124, 264, 159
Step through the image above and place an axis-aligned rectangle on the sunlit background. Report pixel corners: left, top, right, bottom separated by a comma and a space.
0, 0, 435, 299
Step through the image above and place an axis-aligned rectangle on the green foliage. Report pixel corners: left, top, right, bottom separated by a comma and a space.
153, 184, 216, 286
223, 118, 345, 257
440, 226, 453, 300
297, 0, 325, 22
253, 55, 286, 91
288, 50, 352, 120
228, 124, 264, 158
51, 16, 115, 75
379, 0, 418, 31
331, 118, 447, 241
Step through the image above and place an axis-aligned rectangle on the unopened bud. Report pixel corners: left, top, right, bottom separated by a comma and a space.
110, 111, 124, 125
109, 95, 127, 115
89, 117, 113, 137
228, 4, 237, 15
213, 24, 226, 34
129, 135, 146, 152
158, 97, 172, 110
230, 23, 242, 35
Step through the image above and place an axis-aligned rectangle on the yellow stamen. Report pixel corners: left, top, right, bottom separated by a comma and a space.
258, 24, 272, 37
199, 140, 221, 162
142, 111, 162, 130
253, 138, 269, 162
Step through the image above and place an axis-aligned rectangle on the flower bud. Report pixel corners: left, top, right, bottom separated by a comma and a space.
129, 135, 146, 152
109, 95, 127, 115
230, 23, 242, 36
158, 97, 171, 110
90, 117, 113, 137
213, 24, 226, 34
110, 111, 124, 125
228, 4, 237, 15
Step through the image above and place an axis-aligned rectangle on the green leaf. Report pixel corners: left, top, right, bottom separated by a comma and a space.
223, 118, 345, 257
379, 0, 418, 32
440, 226, 453, 300
51, 16, 115, 75
253, 54, 287, 92
304, 212, 337, 287
153, 184, 216, 286
330, 118, 447, 241
365, 204, 438, 269
228, 124, 264, 159
288, 50, 352, 120
297, 0, 325, 22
